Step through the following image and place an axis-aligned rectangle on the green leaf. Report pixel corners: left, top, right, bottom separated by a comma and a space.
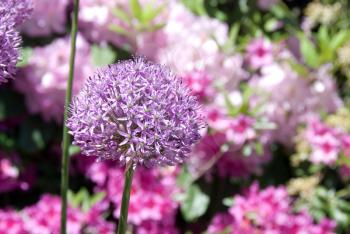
18, 117, 55, 154
90, 192, 105, 206
264, 18, 279, 32
299, 35, 319, 68
287, 59, 308, 76
224, 92, 239, 117
181, 0, 206, 15
227, 23, 240, 48
255, 142, 264, 155
330, 30, 350, 51
68, 145, 81, 156
222, 197, 234, 207
91, 44, 117, 67
180, 184, 209, 221
242, 144, 252, 156
111, 8, 131, 25
17, 47, 33, 67
142, 2, 165, 23
176, 165, 193, 189
109, 24, 129, 36
129, 0, 142, 20
148, 22, 166, 32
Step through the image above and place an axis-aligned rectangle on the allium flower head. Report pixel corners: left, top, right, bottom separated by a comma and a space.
0, 10, 20, 83
67, 58, 203, 167
0, 0, 32, 83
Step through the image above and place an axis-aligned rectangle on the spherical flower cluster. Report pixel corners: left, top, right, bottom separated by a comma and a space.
21, 0, 69, 37
67, 58, 203, 167
246, 38, 274, 69
3, 0, 33, 26
0, 0, 32, 83
15, 35, 94, 122
207, 183, 336, 234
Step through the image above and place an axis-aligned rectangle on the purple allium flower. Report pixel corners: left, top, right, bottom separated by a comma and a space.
67, 58, 203, 167
0, 8, 21, 83
0, 0, 32, 83
2, 0, 33, 26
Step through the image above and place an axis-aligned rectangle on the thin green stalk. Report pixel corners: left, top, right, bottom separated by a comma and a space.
60, 0, 80, 234
117, 164, 135, 234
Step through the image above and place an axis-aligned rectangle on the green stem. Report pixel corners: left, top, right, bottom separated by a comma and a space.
60, 0, 80, 234
117, 164, 135, 234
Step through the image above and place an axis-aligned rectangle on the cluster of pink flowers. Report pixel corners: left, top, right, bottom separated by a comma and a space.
302, 117, 350, 165
0, 151, 34, 193
0, 194, 115, 234
207, 183, 336, 234
15, 35, 94, 123
189, 121, 270, 178
85, 161, 179, 232
248, 38, 341, 145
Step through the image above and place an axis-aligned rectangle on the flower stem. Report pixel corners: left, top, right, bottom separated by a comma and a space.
60, 0, 80, 234
117, 163, 135, 234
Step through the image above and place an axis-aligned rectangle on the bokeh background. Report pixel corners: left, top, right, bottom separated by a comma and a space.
1, 0, 350, 233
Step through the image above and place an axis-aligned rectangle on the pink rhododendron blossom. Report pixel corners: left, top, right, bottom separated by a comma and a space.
86, 161, 179, 225
23, 195, 84, 234
21, 0, 69, 36
0, 210, 26, 234
207, 213, 233, 234
189, 133, 270, 178
251, 62, 341, 145
15, 34, 94, 122
207, 184, 336, 234
225, 115, 256, 145
0, 151, 34, 193
182, 70, 214, 101
205, 106, 229, 131
109, 167, 178, 224
304, 117, 342, 165
246, 38, 274, 69
154, 2, 247, 89
136, 218, 179, 234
